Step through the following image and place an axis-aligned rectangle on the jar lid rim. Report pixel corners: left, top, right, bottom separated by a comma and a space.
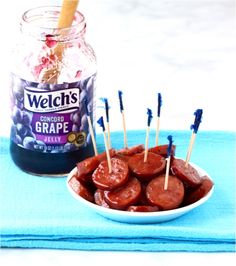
21, 6, 86, 37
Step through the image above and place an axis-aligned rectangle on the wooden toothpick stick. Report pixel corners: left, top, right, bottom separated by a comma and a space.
185, 109, 203, 167
97, 116, 112, 173
118, 90, 128, 149
84, 98, 98, 156
164, 135, 173, 190
155, 93, 162, 146
144, 108, 153, 163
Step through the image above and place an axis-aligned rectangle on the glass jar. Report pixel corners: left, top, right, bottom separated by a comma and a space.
9, 6, 97, 175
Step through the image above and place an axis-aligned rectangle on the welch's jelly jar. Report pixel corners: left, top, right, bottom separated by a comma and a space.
9, 6, 96, 175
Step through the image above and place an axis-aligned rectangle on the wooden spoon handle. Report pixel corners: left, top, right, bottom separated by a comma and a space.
58, 0, 79, 28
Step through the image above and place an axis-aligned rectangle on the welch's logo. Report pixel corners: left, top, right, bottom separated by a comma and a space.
24, 88, 80, 113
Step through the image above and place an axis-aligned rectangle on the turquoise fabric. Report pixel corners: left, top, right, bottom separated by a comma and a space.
0, 131, 235, 251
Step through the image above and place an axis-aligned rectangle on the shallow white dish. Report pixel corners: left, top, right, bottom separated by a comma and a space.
66, 162, 214, 224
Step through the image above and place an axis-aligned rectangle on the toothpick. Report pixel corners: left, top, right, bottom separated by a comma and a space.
164, 156, 171, 190
155, 117, 160, 146
144, 108, 153, 163
106, 121, 111, 149
144, 126, 150, 162
104, 98, 111, 149
155, 93, 162, 146
185, 132, 196, 166
164, 135, 173, 190
87, 115, 98, 156
185, 109, 203, 167
103, 130, 112, 174
97, 116, 112, 173
118, 91, 128, 149
121, 111, 128, 149
84, 98, 98, 156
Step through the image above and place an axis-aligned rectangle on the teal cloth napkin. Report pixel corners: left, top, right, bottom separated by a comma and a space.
0, 130, 235, 251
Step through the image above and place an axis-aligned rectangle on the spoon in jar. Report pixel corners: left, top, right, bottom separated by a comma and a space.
40, 0, 79, 84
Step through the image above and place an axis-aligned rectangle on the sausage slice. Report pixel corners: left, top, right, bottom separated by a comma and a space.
94, 189, 110, 208
68, 176, 94, 203
92, 158, 129, 190
117, 144, 144, 156
183, 176, 214, 205
76, 149, 116, 182
128, 152, 166, 182
171, 158, 202, 187
104, 177, 141, 210
149, 144, 176, 157
127, 205, 160, 212
146, 175, 184, 210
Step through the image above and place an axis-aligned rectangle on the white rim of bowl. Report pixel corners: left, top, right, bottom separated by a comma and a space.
66, 160, 214, 217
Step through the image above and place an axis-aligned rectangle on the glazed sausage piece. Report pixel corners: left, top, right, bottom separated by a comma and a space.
76, 149, 116, 182
171, 158, 202, 187
68, 176, 94, 203
73, 171, 93, 184
96, 149, 117, 162
183, 176, 214, 205
128, 152, 166, 182
115, 145, 145, 162
92, 157, 129, 190
136, 183, 150, 205
127, 205, 160, 212
149, 144, 176, 158
77, 156, 99, 177
104, 177, 142, 210
94, 189, 110, 208
117, 144, 145, 156
146, 174, 185, 210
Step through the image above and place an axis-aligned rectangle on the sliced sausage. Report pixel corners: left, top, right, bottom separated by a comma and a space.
73, 171, 93, 184
97, 148, 116, 162
92, 157, 129, 190
94, 189, 110, 208
171, 158, 202, 187
104, 177, 141, 210
146, 174, 184, 210
183, 176, 214, 205
114, 153, 131, 162
77, 156, 99, 177
128, 152, 166, 182
137, 183, 150, 205
68, 176, 94, 202
149, 144, 176, 157
76, 149, 116, 182
117, 144, 144, 156
127, 205, 160, 212
115, 145, 145, 162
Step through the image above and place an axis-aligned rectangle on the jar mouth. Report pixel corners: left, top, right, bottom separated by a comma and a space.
21, 6, 86, 41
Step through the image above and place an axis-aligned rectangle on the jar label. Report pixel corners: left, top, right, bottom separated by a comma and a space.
10, 73, 96, 153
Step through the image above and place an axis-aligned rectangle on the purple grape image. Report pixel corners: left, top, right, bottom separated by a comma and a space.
12, 106, 23, 124
23, 136, 37, 150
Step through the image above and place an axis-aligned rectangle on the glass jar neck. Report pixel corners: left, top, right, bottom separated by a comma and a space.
20, 6, 86, 42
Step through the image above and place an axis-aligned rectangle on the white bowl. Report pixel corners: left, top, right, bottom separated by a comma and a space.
66, 162, 214, 224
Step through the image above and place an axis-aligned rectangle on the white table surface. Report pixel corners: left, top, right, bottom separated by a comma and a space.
0, 0, 235, 264
0, 249, 235, 266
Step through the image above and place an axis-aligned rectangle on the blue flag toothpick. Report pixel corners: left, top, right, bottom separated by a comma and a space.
97, 116, 112, 173
164, 135, 173, 190
156, 93, 162, 146
102, 98, 111, 149
185, 109, 203, 165
84, 98, 98, 155
118, 90, 128, 148
144, 108, 153, 162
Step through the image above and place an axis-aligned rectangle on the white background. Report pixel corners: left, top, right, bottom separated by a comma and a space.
0, 0, 235, 136
0, 0, 235, 265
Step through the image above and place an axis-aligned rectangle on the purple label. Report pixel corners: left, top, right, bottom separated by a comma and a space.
10, 73, 96, 153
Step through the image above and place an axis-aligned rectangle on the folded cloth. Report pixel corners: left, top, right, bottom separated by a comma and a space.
0, 130, 235, 252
